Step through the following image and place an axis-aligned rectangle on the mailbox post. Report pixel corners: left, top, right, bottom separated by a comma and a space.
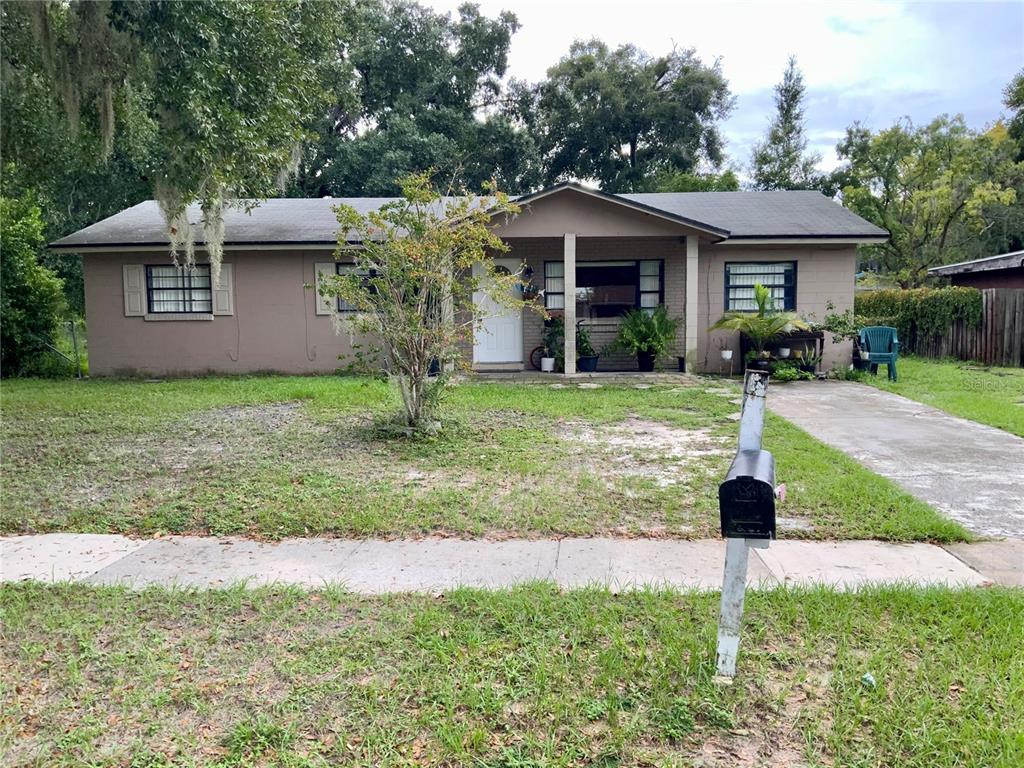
715, 369, 776, 679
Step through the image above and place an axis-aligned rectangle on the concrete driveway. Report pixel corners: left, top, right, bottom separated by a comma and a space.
769, 381, 1024, 539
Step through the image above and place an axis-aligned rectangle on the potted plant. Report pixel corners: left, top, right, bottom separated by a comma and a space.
711, 283, 808, 373
541, 316, 563, 372
576, 322, 600, 372
612, 305, 681, 372
719, 339, 734, 362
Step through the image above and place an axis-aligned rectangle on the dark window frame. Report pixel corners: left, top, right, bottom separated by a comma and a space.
543, 259, 664, 315
145, 264, 213, 314
724, 261, 797, 312
335, 262, 377, 312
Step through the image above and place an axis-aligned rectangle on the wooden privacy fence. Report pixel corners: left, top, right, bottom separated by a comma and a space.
908, 288, 1024, 367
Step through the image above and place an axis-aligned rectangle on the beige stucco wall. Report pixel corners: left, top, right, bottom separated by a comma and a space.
83, 250, 364, 376
494, 190, 706, 239
695, 244, 857, 372
81, 240, 857, 377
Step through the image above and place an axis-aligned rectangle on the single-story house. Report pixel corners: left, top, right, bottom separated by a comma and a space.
49, 183, 888, 376
928, 250, 1024, 289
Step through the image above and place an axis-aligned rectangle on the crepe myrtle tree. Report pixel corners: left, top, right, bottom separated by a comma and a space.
326, 173, 524, 433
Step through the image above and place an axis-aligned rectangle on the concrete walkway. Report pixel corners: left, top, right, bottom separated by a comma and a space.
3, 534, 1020, 592
769, 381, 1024, 539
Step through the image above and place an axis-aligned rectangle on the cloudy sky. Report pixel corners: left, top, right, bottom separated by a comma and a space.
426, 0, 1024, 173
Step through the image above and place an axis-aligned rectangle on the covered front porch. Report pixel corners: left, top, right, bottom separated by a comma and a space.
473, 185, 723, 374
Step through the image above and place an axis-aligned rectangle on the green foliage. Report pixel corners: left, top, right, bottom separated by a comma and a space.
612, 306, 681, 358
542, 317, 564, 358
640, 169, 740, 192
711, 283, 809, 355
328, 173, 521, 431
293, 1, 539, 196
835, 115, 1021, 286
15, 0, 341, 274
855, 287, 983, 340
0, 197, 66, 376
575, 323, 596, 357
769, 359, 814, 382
750, 56, 826, 192
1004, 68, 1024, 162
529, 41, 734, 192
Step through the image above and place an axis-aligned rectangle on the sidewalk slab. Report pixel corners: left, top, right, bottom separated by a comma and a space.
0, 534, 146, 583
754, 540, 990, 588
554, 538, 774, 590
335, 539, 559, 593
86, 537, 362, 588
943, 540, 1024, 587
2, 534, 1006, 593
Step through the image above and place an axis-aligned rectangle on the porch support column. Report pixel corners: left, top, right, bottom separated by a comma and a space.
685, 235, 700, 372
563, 232, 577, 375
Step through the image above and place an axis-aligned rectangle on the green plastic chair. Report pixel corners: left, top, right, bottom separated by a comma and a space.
859, 326, 899, 382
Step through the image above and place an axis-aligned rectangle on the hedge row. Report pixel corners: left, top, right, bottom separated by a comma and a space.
854, 287, 983, 340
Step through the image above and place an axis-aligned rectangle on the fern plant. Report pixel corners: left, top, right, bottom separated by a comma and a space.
613, 306, 681, 357
711, 283, 808, 357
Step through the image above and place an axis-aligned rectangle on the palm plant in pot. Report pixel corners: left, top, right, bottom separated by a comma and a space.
711, 283, 808, 371
613, 305, 681, 372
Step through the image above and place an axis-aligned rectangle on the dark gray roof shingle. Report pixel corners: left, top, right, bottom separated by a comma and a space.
49, 187, 887, 249
620, 190, 888, 238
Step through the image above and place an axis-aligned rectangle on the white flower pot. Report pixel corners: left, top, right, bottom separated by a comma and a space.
541, 357, 555, 372
778, 347, 791, 359
720, 350, 733, 361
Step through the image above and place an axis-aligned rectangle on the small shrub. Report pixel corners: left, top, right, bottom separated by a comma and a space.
1, 196, 67, 376
855, 287, 982, 341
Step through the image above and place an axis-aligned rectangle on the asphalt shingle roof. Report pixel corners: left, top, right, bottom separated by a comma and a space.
620, 190, 887, 238
49, 187, 887, 249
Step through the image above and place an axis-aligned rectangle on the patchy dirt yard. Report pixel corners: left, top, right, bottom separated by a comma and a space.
0, 377, 967, 541
559, 417, 732, 488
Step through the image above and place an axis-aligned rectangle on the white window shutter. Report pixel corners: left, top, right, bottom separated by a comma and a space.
212, 263, 234, 315
123, 264, 146, 316
314, 262, 335, 316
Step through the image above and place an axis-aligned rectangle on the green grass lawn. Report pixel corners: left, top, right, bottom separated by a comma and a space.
2, 583, 1020, 767
0, 376, 966, 542
860, 355, 1024, 437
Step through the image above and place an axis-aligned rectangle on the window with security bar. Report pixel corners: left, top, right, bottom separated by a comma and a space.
145, 265, 213, 313
725, 262, 796, 311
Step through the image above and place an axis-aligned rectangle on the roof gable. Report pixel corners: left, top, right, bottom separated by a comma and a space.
493, 183, 729, 239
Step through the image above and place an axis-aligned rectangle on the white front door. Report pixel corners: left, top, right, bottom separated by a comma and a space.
473, 258, 523, 364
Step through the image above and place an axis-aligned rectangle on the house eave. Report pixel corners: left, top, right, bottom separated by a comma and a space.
715, 236, 889, 246
47, 241, 343, 253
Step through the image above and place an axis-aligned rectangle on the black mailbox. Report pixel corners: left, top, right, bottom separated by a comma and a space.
719, 449, 776, 539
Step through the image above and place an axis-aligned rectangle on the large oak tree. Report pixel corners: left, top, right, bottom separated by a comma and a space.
525, 41, 734, 192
